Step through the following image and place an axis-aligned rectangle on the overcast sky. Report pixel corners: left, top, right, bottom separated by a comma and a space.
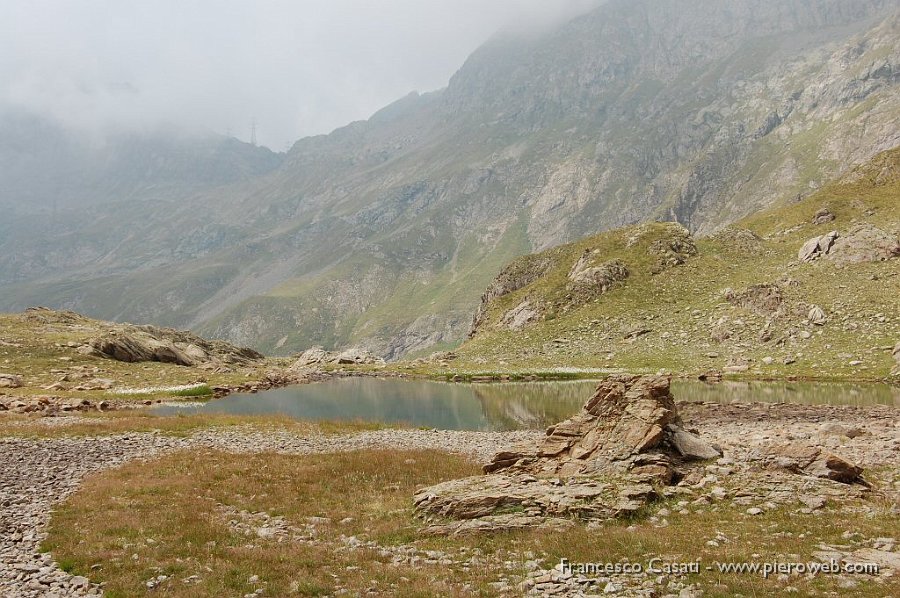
0, 0, 601, 150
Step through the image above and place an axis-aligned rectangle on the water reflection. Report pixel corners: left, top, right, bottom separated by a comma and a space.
152, 377, 897, 431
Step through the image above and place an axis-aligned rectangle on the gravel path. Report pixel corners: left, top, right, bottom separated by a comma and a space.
0, 428, 540, 598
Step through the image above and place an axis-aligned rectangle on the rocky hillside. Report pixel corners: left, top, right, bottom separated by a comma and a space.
455, 148, 900, 380
2, 0, 899, 358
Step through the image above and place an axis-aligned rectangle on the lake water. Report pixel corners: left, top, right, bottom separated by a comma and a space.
152, 377, 898, 431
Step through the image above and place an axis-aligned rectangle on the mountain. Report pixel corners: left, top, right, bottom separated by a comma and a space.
453, 147, 900, 380
1, 0, 898, 359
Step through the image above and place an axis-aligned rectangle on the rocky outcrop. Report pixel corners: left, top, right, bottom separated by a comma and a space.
826, 223, 900, 264
499, 300, 541, 331
414, 375, 722, 534
567, 255, 629, 293
798, 230, 840, 262
799, 224, 900, 264
288, 346, 383, 370
90, 325, 263, 368
469, 256, 555, 338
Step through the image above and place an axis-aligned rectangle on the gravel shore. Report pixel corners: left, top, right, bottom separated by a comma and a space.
0, 427, 539, 597
1, 400, 897, 597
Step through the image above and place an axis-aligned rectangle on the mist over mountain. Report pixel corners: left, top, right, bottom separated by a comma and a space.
1, 0, 898, 359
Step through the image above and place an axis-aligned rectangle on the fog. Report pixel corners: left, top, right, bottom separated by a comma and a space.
0, 0, 602, 150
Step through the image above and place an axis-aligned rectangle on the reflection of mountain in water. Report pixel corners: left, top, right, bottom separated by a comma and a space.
152, 378, 896, 430
472, 381, 595, 429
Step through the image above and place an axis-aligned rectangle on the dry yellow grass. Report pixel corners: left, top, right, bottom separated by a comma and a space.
44, 450, 899, 597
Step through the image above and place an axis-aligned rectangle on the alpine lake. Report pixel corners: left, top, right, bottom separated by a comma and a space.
153, 377, 899, 431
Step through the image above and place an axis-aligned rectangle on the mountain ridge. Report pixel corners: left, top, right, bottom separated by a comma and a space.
1, 0, 898, 359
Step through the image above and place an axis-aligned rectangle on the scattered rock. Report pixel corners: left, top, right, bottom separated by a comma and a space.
724, 284, 783, 314
0, 374, 23, 389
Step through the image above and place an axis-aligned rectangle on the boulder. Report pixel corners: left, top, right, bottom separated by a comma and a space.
808, 305, 827, 326
798, 231, 839, 262
292, 346, 330, 367
826, 224, 900, 264
90, 325, 262, 368
416, 376, 718, 533
668, 425, 722, 460
763, 444, 865, 484
0, 373, 23, 388
334, 348, 380, 365
812, 207, 835, 225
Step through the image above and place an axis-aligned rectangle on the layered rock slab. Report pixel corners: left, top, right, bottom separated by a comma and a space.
415, 375, 721, 534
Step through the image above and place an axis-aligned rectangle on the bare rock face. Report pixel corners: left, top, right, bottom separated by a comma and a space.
90, 325, 263, 368
415, 375, 722, 534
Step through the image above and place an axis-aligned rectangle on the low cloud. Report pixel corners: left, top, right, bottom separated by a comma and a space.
0, 0, 602, 150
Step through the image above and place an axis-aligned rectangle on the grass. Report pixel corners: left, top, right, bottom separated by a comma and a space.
419, 147, 900, 381
43, 450, 900, 597
0, 309, 278, 404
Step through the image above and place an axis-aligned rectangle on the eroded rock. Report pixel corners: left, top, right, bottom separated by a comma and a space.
90, 325, 262, 368
415, 375, 719, 533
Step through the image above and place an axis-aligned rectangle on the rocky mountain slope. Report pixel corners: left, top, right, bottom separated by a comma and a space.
452, 148, 900, 380
2, 0, 899, 358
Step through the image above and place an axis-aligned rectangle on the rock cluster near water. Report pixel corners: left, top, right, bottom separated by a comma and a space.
414, 375, 876, 536
415, 376, 726, 534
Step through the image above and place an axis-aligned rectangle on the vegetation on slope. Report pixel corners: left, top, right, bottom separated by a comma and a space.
432, 148, 900, 381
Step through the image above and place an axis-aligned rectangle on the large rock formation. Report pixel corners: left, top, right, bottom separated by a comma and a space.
799, 224, 900, 264
89, 324, 263, 368
414, 375, 722, 534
